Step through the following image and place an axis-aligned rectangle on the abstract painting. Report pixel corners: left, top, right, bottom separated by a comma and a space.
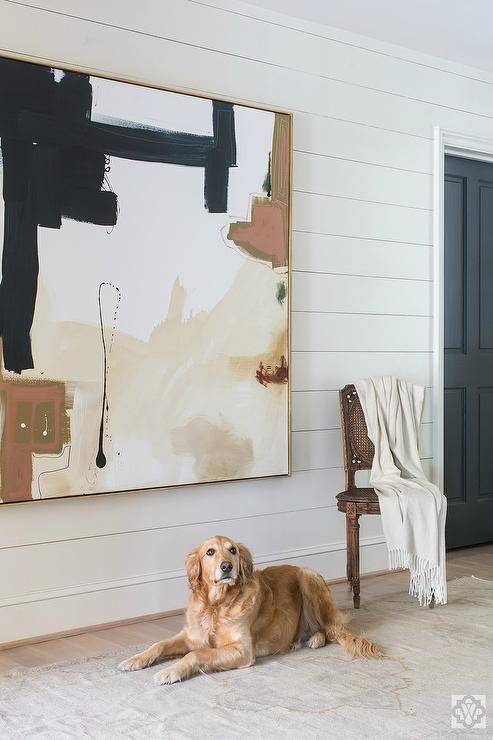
0, 55, 291, 503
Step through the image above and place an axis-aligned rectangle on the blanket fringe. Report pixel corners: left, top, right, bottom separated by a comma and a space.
388, 548, 446, 606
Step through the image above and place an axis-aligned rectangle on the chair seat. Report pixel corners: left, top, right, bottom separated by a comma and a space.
336, 488, 381, 516
336, 488, 379, 503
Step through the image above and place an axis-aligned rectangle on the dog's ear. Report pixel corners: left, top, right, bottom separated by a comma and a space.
237, 542, 254, 584
186, 548, 202, 592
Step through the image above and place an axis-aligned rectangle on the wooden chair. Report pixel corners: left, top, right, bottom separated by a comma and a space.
336, 383, 435, 609
336, 384, 379, 608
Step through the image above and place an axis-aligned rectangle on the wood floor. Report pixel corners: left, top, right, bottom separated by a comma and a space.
1, 543, 491, 673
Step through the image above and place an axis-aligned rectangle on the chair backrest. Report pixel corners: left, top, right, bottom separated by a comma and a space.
339, 384, 374, 489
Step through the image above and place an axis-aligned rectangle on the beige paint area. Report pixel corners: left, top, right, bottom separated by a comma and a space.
19, 259, 288, 498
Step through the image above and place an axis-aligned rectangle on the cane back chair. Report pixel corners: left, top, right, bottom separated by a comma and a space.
336, 385, 379, 608
336, 384, 435, 609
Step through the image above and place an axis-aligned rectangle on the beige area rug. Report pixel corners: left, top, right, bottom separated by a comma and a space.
1, 576, 492, 739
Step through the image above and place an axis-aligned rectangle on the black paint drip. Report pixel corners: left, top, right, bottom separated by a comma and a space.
96, 282, 108, 468
96, 282, 121, 469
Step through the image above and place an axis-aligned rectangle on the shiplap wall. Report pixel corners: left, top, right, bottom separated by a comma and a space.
0, 0, 491, 643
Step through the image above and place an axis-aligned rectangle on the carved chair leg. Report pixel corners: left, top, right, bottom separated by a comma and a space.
346, 513, 353, 588
347, 503, 361, 609
429, 594, 435, 609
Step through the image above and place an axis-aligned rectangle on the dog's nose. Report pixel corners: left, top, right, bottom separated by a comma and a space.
220, 561, 233, 573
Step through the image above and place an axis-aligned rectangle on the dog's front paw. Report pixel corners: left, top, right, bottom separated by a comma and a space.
118, 652, 151, 672
154, 666, 183, 685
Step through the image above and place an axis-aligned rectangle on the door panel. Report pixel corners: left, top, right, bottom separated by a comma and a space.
479, 184, 493, 349
479, 387, 493, 497
444, 175, 465, 352
444, 156, 493, 548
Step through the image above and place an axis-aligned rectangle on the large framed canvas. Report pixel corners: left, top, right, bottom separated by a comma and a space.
0, 54, 291, 504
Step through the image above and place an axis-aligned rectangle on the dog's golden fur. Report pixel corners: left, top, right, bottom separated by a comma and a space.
119, 535, 383, 684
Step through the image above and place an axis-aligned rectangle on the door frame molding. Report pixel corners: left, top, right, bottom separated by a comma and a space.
433, 127, 493, 491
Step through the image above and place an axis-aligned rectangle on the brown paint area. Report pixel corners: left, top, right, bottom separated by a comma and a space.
171, 417, 253, 482
229, 327, 288, 385
0, 379, 70, 502
227, 113, 290, 269
256, 355, 288, 387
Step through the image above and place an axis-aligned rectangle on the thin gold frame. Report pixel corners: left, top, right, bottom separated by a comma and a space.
0, 50, 293, 506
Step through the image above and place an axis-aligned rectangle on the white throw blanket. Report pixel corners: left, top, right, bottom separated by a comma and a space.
354, 376, 447, 606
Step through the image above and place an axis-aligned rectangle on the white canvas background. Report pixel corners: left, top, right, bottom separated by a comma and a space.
39, 79, 275, 340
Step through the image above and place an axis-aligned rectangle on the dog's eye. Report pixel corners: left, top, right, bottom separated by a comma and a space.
206, 548, 215, 556
229, 546, 237, 555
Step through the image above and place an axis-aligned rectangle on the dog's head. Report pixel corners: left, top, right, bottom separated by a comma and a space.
186, 535, 254, 593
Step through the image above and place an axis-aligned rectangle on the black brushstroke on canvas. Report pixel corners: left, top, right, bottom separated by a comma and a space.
0, 57, 236, 374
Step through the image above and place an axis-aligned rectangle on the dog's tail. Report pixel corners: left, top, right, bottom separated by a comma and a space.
329, 624, 383, 658
298, 568, 383, 659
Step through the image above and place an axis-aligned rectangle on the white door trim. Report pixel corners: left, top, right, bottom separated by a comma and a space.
433, 127, 493, 492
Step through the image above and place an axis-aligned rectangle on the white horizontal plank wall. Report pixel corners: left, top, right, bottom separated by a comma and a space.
0, 0, 491, 643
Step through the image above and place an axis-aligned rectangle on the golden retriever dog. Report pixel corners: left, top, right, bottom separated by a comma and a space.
119, 535, 382, 684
